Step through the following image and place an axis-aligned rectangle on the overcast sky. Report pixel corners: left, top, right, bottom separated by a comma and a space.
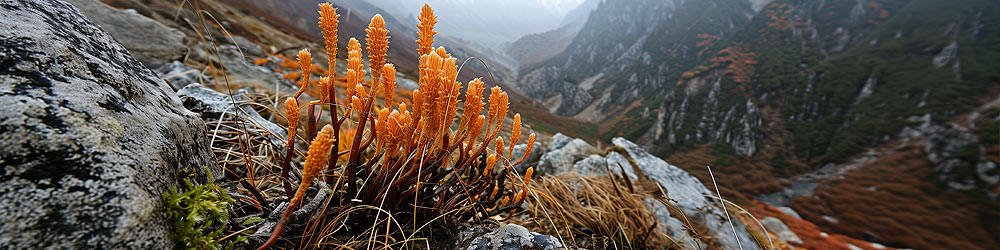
362, 0, 590, 45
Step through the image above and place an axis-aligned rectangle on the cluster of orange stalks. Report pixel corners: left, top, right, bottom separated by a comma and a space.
258, 3, 537, 249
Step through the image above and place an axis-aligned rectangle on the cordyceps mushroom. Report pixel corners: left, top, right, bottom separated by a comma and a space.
258, 125, 335, 250
366, 14, 390, 83
500, 167, 534, 221
415, 4, 436, 56
280, 97, 299, 197
293, 49, 311, 99
317, 2, 339, 78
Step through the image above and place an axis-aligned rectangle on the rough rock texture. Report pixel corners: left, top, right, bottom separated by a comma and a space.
761, 217, 802, 244
645, 198, 697, 249
462, 224, 563, 250
0, 0, 214, 248
571, 152, 638, 181
611, 137, 760, 250
64, 0, 186, 68
536, 133, 596, 176
155, 61, 211, 91
176, 83, 286, 150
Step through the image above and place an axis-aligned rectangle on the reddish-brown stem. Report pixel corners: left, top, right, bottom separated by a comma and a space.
326, 88, 339, 186
255, 201, 296, 250
346, 92, 376, 199
307, 103, 316, 142
281, 137, 295, 197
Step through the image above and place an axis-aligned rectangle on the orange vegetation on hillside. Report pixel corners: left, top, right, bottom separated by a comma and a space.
788, 144, 1000, 250
709, 44, 757, 84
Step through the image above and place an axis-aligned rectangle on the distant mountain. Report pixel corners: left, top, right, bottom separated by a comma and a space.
359, 0, 572, 47
505, 0, 600, 71
514, 0, 1000, 249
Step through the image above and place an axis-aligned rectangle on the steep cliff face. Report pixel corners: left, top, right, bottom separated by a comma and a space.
516, 0, 764, 116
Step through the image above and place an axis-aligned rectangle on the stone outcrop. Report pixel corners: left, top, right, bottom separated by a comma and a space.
610, 137, 760, 250
64, 0, 187, 69
535, 133, 596, 176
534, 133, 762, 250
0, 0, 214, 248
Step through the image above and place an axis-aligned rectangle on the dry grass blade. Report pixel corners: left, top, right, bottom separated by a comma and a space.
514, 174, 674, 249
708, 165, 744, 250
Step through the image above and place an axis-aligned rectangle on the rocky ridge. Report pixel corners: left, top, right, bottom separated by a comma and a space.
532, 133, 765, 250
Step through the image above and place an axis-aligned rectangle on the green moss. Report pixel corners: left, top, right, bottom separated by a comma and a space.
163, 174, 236, 250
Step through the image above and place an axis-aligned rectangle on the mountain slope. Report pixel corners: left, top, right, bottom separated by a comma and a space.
515, 0, 1000, 249
505, 0, 599, 69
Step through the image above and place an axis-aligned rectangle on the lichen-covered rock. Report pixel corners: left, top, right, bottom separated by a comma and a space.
0, 0, 214, 248
462, 224, 562, 250
64, 0, 186, 69
612, 137, 760, 250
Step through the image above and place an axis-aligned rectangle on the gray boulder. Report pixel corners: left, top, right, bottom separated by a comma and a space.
645, 198, 698, 249
612, 137, 760, 250
571, 151, 639, 181
536, 133, 596, 176
0, 0, 214, 248
509, 142, 542, 174
461, 224, 562, 250
547, 132, 575, 151
64, 0, 187, 68
155, 61, 212, 91
761, 217, 802, 244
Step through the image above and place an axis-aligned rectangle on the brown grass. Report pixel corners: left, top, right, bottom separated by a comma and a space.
512, 174, 680, 249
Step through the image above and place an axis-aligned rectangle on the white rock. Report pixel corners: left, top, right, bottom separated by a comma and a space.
761, 217, 803, 244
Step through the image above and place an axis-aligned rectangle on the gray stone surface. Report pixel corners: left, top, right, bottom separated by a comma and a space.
64, 0, 186, 68
761, 217, 802, 244
176, 83, 286, 149
509, 142, 542, 174
612, 137, 760, 250
230, 35, 265, 58
194, 44, 296, 92
0, 0, 215, 248
571, 151, 638, 181
536, 133, 595, 176
547, 132, 574, 151
155, 61, 211, 91
463, 224, 562, 250
645, 198, 697, 249
777, 206, 802, 220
